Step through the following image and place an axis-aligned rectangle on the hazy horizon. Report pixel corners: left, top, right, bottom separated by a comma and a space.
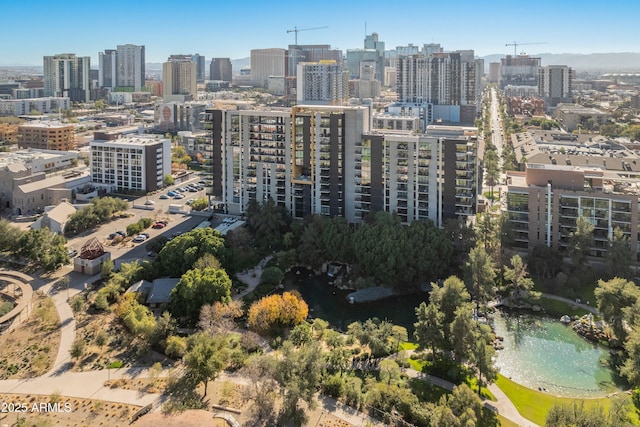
1, 0, 639, 66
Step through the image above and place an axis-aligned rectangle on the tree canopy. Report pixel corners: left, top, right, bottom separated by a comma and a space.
157, 228, 226, 277
169, 267, 232, 324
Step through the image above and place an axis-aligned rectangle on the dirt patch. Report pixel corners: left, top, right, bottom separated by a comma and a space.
0, 392, 140, 427
0, 295, 60, 379
113, 377, 357, 427
71, 305, 173, 371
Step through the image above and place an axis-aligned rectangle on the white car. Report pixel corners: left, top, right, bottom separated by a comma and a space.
144, 200, 155, 205
132, 235, 147, 243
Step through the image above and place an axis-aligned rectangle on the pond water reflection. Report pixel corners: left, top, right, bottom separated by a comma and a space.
491, 311, 625, 397
285, 270, 625, 397
283, 269, 429, 334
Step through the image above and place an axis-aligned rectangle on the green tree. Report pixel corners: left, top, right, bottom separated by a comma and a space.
595, 277, 640, 341
484, 148, 500, 201
450, 303, 476, 362
605, 227, 633, 280
246, 197, 291, 252
545, 401, 629, 427
502, 254, 534, 302
163, 174, 174, 186
429, 276, 471, 341
183, 333, 228, 398
192, 253, 222, 271
275, 340, 325, 426
464, 245, 496, 314
157, 228, 226, 277
622, 327, 640, 388
0, 219, 23, 252
189, 197, 208, 211
260, 266, 284, 287
414, 301, 444, 362
17, 228, 69, 272
448, 384, 483, 425
169, 267, 232, 324
568, 216, 594, 271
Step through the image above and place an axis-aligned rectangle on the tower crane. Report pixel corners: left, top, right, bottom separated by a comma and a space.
287, 26, 328, 45
505, 41, 547, 56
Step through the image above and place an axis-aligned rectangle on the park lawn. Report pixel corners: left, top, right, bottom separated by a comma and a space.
531, 295, 593, 318
399, 342, 419, 351
497, 414, 520, 427
495, 374, 640, 425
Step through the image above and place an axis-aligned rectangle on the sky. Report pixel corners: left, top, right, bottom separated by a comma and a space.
1, 0, 639, 66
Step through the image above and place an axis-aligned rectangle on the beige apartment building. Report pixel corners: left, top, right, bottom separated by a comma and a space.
17, 122, 76, 151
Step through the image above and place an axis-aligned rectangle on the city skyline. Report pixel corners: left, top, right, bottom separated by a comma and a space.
1, 0, 639, 66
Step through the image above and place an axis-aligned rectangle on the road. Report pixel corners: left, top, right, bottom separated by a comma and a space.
65, 175, 213, 265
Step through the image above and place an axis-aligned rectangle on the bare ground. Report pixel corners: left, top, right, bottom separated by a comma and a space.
0, 295, 61, 379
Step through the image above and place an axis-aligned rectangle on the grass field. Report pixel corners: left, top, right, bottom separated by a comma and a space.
495, 374, 639, 425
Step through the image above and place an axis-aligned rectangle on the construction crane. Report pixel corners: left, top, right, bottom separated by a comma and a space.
287, 26, 328, 45
505, 41, 547, 56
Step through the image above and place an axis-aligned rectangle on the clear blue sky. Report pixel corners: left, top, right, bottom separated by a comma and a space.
1, 0, 638, 66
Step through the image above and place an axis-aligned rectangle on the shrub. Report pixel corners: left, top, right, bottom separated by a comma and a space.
165, 335, 187, 359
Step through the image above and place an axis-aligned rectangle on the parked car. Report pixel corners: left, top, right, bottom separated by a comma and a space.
167, 191, 177, 196
68, 249, 78, 258
159, 194, 170, 200
152, 222, 166, 229
132, 235, 147, 243
174, 194, 185, 199
186, 199, 194, 205
109, 231, 126, 239
144, 200, 155, 205
141, 232, 150, 238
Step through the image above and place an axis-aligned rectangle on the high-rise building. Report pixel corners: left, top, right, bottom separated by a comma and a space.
98, 49, 117, 89
191, 53, 206, 82
117, 44, 145, 91
206, 106, 477, 225
488, 62, 500, 83
499, 54, 541, 89
99, 45, 145, 92
538, 65, 573, 109
210, 58, 232, 82
394, 50, 480, 125
43, 53, 91, 102
296, 61, 349, 105
163, 55, 197, 101
286, 45, 343, 78
250, 48, 286, 87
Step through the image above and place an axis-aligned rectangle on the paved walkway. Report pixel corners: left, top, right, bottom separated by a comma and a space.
234, 255, 273, 300
0, 253, 547, 426
540, 292, 600, 316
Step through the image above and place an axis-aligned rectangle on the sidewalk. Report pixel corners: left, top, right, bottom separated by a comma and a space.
234, 255, 273, 300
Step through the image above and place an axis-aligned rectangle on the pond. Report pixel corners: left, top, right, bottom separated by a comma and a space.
491, 311, 625, 397
285, 270, 625, 398
283, 269, 429, 334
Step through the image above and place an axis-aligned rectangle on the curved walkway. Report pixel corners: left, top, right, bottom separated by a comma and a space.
234, 255, 273, 300
0, 271, 34, 331
540, 292, 600, 315
1, 258, 547, 427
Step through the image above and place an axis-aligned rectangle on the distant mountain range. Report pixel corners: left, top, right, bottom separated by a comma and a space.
480, 52, 640, 73
148, 53, 640, 74
5, 53, 639, 76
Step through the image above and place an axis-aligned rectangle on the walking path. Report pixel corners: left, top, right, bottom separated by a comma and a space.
0, 256, 547, 427
540, 292, 600, 316
234, 255, 273, 300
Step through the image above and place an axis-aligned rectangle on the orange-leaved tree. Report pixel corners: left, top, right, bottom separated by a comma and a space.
247, 291, 308, 335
